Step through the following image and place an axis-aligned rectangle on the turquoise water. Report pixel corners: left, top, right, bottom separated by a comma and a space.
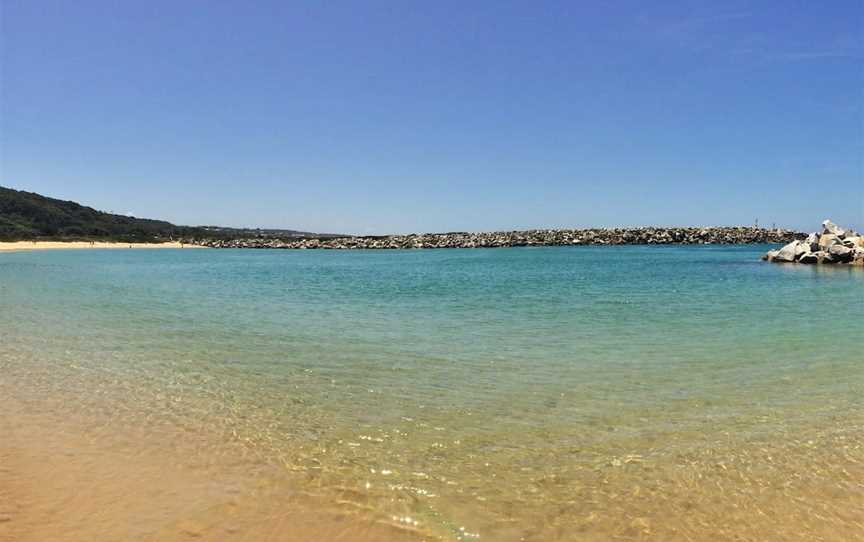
2, 246, 863, 540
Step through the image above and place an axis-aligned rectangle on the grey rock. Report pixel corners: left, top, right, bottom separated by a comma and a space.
829, 243, 854, 263
189, 226, 805, 251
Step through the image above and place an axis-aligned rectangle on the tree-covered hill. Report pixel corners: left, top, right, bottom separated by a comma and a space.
0, 186, 331, 241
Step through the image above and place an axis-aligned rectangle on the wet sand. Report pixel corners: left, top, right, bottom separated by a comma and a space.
0, 392, 427, 542
0, 241, 202, 252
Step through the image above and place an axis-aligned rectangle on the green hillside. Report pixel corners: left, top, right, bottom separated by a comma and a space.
0, 186, 199, 241
0, 186, 335, 241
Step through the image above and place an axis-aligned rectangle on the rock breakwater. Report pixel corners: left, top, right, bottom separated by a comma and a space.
763, 220, 864, 266
189, 226, 802, 250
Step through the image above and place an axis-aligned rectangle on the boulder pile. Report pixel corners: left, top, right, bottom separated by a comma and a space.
763, 220, 864, 266
188, 226, 803, 250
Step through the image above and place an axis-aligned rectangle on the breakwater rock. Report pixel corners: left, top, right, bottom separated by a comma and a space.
188, 226, 802, 250
763, 220, 864, 266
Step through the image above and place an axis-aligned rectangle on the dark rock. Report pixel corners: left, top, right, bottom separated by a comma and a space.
798, 252, 819, 264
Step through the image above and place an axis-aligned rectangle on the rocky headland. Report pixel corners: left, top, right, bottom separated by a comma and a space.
763, 220, 864, 266
187, 226, 802, 250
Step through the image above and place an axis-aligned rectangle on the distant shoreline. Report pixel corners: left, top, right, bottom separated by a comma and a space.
0, 241, 205, 252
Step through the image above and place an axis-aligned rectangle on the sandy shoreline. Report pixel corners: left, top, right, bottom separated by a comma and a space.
0, 382, 428, 542
0, 241, 204, 252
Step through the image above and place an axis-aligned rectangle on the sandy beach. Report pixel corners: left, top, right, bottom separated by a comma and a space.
0, 241, 203, 252
0, 382, 424, 542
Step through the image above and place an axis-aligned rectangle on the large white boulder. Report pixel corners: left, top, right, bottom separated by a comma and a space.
819, 233, 839, 250
822, 219, 846, 238
774, 240, 802, 262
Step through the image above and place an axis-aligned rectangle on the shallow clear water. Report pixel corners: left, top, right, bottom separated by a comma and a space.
2, 246, 862, 540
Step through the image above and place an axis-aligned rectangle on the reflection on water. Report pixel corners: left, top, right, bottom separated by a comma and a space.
1, 246, 862, 541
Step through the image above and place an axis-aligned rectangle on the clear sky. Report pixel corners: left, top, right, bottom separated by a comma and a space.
1, 1, 862, 234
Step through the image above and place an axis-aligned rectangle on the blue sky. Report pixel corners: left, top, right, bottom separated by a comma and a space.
1, 1, 861, 234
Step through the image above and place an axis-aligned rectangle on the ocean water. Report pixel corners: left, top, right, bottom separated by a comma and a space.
1, 245, 862, 541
